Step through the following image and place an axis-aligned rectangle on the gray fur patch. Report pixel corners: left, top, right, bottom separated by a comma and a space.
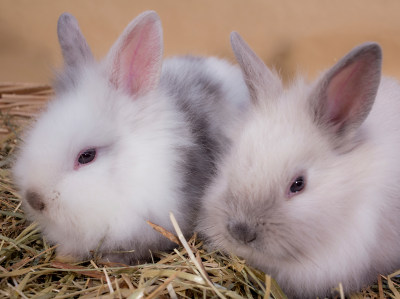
159, 56, 230, 229
54, 13, 95, 94
52, 66, 80, 94
57, 13, 94, 68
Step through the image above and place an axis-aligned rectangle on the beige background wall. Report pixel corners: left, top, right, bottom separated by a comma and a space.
1, 0, 400, 84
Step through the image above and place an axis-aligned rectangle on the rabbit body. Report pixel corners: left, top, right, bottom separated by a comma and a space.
197, 34, 400, 298
13, 12, 248, 264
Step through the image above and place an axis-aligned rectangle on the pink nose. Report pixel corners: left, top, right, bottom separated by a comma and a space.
25, 190, 46, 211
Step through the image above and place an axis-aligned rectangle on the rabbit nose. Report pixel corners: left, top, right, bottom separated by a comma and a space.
227, 221, 257, 244
25, 190, 46, 211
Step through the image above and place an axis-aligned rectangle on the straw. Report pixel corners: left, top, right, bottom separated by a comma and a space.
1, 82, 400, 298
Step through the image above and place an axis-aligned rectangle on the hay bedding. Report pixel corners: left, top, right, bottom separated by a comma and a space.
0, 82, 399, 299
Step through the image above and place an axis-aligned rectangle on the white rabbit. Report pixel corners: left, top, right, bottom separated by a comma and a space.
197, 32, 400, 298
13, 11, 249, 264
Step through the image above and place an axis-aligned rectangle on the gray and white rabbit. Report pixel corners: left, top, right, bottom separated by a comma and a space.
13, 11, 249, 264
197, 32, 400, 298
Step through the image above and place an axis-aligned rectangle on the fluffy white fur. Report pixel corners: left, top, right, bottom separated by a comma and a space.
13, 12, 249, 263
14, 68, 189, 258
197, 34, 400, 298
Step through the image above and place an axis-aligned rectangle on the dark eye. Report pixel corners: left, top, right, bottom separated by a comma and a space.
78, 148, 96, 165
289, 176, 305, 194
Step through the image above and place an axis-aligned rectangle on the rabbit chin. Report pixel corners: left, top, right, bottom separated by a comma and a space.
24, 145, 188, 263
42, 213, 176, 263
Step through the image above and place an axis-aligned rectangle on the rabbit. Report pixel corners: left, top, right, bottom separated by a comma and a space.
197, 31, 400, 298
12, 11, 249, 264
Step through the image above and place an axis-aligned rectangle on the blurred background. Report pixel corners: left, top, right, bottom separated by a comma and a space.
1, 0, 400, 84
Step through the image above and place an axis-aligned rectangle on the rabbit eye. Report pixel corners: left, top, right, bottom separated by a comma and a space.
77, 148, 96, 165
289, 176, 305, 195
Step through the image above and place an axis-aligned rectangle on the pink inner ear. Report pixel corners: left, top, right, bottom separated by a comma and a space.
326, 60, 365, 125
120, 30, 158, 94
123, 30, 146, 94
110, 15, 162, 97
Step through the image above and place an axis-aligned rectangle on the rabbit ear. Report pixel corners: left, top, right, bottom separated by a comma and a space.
105, 11, 163, 97
230, 32, 282, 105
57, 13, 94, 67
311, 42, 382, 136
